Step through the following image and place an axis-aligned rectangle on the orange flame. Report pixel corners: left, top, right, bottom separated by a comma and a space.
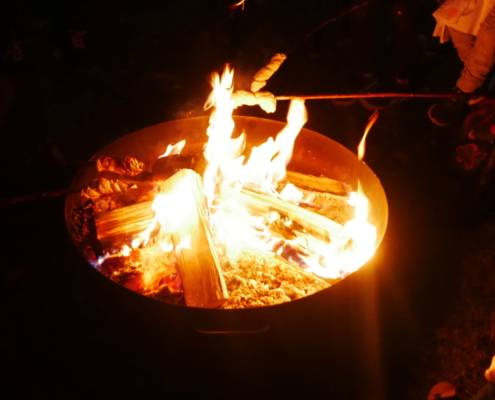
158, 139, 186, 158
229, 0, 246, 10
357, 110, 379, 161
135, 65, 379, 284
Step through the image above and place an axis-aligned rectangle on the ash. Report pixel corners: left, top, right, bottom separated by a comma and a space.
220, 249, 330, 309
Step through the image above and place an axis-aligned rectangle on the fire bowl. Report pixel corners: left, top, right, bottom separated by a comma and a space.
65, 116, 388, 312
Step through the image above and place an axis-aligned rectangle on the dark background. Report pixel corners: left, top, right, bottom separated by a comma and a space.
0, 1, 488, 399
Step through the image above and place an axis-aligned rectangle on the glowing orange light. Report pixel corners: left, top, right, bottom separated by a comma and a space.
135, 65, 379, 282
358, 110, 379, 161
229, 0, 246, 10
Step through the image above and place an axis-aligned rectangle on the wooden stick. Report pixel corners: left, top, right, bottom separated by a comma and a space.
219, 187, 343, 242
158, 170, 228, 308
276, 93, 484, 101
95, 170, 351, 246
285, 171, 350, 196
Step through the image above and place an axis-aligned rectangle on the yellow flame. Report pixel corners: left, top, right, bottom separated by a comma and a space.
358, 110, 379, 161
133, 176, 197, 251
201, 66, 378, 279
202, 66, 307, 202
176, 233, 192, 251
134, 65, 379, 286
238, 98, 307, 194
202, 66, 239, 206
158, 139, 186, 158
121, 245, 131, 257
229, 0, 246, 10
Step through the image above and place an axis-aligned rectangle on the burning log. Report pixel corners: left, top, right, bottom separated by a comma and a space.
157, 169, 228, 308
220, 187, 343, 242
95, 177, 346, 252
151, 142, 207, 181
93, 169, 227, 307
95, 202, 157, 250
297, 189, 354, 225
91, 183, 159, 213
284, 171, 350, 196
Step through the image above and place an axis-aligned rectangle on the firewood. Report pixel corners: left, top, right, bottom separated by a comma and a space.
296, 189, 354, 225
219, 187, 343, 243
284, 171, 350, 196
92, 183, 159, 213
95, 202, 157, 249
96, 179, 346, 252
96, 156, 145, 176
158, 169, 228, 308
81, 178, 136, 199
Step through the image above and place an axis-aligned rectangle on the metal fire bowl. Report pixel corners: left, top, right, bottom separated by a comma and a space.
65, 116, 388, 315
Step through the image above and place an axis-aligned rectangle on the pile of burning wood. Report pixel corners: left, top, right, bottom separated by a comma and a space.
69, 63, 378, 309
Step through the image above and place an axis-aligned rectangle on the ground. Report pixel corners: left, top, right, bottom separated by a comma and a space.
1, 1, 495, 399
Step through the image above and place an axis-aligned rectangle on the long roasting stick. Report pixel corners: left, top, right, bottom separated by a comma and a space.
276, 93, 485, 101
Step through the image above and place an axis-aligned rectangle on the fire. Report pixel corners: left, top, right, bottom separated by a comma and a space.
358, 110, 379, 161
332, 110, 380, 275
200, 66, 378, 279
133, 169, 199, 249
229, 0, 246, 10
158, 139, 186, 158
240, 99, 307, 194
202, 66, 245, 206
135, 65, 380, 297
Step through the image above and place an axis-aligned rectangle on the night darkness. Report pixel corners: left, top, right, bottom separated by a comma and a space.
1, 1, 495, 399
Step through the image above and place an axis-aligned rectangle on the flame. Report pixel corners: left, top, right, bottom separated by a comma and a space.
132, 174, 197, 250
279, 183, 304, 203
229, 0, 246, 10
158, 139, 186, 158
341, 183, 376, 270
121, 245, 131, 257
133, 65, 379, 290
202, 66, 243, 206
358, 110, 379, 160
314, 110, 380, 276
240, 99, 307, 194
